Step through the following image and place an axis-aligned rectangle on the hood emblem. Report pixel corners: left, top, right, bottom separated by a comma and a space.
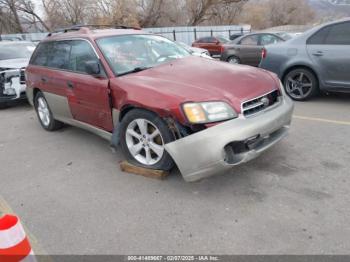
260, 97, 270, 107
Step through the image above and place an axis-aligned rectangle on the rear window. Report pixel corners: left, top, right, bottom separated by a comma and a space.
0, 43, 36, 60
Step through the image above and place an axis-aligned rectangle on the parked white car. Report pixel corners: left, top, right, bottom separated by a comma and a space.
0, 41, 36, 108
176, 41, 212, 59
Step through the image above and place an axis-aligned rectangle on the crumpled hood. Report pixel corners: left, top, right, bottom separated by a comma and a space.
0, 58, 29, 69
116, 56, 279, 113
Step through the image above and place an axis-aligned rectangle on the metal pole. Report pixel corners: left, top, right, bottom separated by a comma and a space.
194, 28, 197, 40
210, 29, 213, 36
173, 30, 176, 41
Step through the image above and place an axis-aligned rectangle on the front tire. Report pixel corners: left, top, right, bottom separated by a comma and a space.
34, 92, 63, 131
284, 68, 319, 101
119, 109, 175, 171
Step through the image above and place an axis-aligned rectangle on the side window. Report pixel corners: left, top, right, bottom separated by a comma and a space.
69, 40, 98, 74
240, 35, 259, 46
324, 22, 350, 45
208, 37, 217, 43
46, 41, 71, 69
307, 27, 330, 45
197, 38, 206, 43
30, 42, 51, 66
260, 34, 282, 46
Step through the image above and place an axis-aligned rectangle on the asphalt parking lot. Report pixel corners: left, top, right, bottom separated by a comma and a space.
0, 94, 350, 255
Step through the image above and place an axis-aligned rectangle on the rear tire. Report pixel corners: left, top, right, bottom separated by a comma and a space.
0, 103, 9, 109
283, 68, 319, 101
119, 109, 175, 171
34, 91, 63, 131
227, 56, 241, 64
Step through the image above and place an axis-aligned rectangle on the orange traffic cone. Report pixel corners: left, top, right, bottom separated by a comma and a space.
0, 214, 36, 262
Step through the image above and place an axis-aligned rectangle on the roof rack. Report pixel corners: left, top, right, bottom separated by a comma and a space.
47, 24, 141, 37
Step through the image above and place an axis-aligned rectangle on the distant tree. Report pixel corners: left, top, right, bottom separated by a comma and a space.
185, 0, 248, 26
0, 0, 23, 32
240, 0, 315, 29
266, 0, 315, 27
42, 0, 95, 29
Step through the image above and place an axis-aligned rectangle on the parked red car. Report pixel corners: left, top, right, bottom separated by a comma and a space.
192, 36, 229, 56
26, 26, 294, 182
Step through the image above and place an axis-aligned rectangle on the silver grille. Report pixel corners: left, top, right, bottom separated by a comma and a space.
242, 89, 280, 117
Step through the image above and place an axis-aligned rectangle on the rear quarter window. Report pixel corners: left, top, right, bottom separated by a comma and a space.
30, 42, 51, 66
324, 22, 350, 45
307, 27, 330, 45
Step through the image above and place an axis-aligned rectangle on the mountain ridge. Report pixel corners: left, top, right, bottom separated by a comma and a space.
308, 0, 350, 18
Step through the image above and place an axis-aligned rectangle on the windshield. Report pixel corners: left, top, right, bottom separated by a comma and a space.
97, 35, 190, 76
0, 43, 36, 60
177, 42, 191, 52
216, 36, 229, 43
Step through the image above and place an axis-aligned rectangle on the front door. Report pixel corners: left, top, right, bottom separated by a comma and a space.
67, 40, 113, 131
307, 21, 350, 90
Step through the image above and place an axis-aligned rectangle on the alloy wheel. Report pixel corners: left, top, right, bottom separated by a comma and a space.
228, 57, 240, 64
37, 97, 51, 127
285, 72, 313, 100
125, 118, 165, 166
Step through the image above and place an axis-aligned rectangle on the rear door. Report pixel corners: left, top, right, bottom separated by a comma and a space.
238, 35, 261, 66
306, 21, 350, 89
66, 40, 113, 131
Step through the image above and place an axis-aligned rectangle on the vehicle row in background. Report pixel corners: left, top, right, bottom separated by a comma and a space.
0, 41, 36, 108
191, 32, 296, 65
260, 18, 350, 101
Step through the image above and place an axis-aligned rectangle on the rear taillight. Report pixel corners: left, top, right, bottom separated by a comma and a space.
261, 48, 267, 59
221, 45, 225, 53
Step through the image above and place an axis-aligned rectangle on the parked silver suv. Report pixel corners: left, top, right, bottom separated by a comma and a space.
259, 19, 350, 101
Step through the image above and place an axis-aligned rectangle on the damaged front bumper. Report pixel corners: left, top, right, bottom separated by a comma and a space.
164, 96, 294, 182
0, 69, 27, 104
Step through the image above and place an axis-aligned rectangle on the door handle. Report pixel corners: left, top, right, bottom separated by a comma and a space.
41, 77, 47, 83
67, 81, 74, 89
312, 51, 324, 57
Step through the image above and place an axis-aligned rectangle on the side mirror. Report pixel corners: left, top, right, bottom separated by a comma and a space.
85, 60, 101, 76
215, 40, 220, 45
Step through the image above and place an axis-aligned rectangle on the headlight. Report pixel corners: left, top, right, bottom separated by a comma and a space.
183, 101, 237, 124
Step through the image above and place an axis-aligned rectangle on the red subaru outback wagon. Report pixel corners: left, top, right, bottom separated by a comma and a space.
26, 26, 294, 182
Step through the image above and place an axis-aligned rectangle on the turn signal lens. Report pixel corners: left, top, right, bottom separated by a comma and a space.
183, 103, 207, 123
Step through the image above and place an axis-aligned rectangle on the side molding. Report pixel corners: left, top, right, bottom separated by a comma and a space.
43, 92, 112, 141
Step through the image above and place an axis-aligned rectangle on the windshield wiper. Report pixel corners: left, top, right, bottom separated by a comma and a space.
118, 66, 152, 77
